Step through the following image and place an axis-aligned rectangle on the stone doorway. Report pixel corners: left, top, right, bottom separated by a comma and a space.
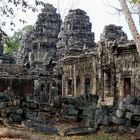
85, 78, 90, 94
124, 77, 131, 96
120, 77, 131, 99
67, 79, 73, 96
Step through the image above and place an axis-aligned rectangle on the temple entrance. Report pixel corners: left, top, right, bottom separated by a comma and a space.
85, 78, 90, 94
120, 77, 131, 99
104, 72, 111, 97
76, 76, 80, 95
67, 79, 73, 96
124, 77, 131, 96
40, 84, 45, 101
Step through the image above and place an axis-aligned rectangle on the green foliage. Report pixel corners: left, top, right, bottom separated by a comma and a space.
4, 25, 33, 54
131, 0, 137, 4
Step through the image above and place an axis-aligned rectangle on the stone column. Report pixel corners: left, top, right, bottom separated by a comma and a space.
120, 78, 124, 100
62, 75, 67, 97
80, 73, 85, 95
73, 64, 77, 97
91, 60, 97, 94
104, 72, 111, 97
0, 34, 3, 56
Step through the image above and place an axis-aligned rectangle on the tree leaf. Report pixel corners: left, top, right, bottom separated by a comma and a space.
131, 0, 137, 4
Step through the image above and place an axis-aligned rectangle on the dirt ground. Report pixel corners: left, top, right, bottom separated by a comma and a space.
0, 123, 138, 140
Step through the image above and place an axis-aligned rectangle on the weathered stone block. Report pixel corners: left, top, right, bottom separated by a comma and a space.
116, 109, 125, 118
0, 102, 8, 109
11, 114, 23, 123
125, 104, 135, 112
125, 112, 134, 120
134, 105, 140, 115
133, 116, 140, 122
15, 108, 23, 115
65, 127, 96, 136
112, 115, 125, 125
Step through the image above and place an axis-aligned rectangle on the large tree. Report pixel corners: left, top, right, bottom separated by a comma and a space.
4, 25, 33, 54
118, 0, 140, 55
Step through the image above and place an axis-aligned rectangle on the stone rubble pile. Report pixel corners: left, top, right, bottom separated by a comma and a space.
0, 92, 24, 123
60, 93, 99, 125
115, 95, 140, 133
0, 91, 140, 135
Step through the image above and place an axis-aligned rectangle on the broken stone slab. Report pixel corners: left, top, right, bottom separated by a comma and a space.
125, 104, 135, 112
15, 108, 23, 115
34, 125, 58, 135
125, 112, 134, 120
82, 118, 93, 127
0, 102, 8, 109
137, 123, 140, 130
22, 120, 58, 135
26, 110, 38, 120
134, 105, 140, 115
65, 127, 96, 136
118, 125, 136, 134
62, 115, 77, 121
133, 115, 140, 122
27, 103, 37, 109
125, 119, 131, 127
118, 101, 126, 111
116, 109, 125, 118
111, 115, 125, 125
11, 114, 23, 123
123, 95, 137, 105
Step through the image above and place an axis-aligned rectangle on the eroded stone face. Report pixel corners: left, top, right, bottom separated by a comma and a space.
18, 3, 61, 69
31, 3, 61, 67
100, 24, 128, 42
57, 9, 95, 59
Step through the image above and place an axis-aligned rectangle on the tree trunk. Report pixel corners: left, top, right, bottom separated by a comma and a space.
118, 0, 140, 56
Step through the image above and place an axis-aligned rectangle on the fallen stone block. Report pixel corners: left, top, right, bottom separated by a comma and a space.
34, 126, 58, 135
112, 115, 125, 125
116, 109, 125, 118
65, 127, 96, 136
11, 114, 23, 123
125, 104, 135, 112
134, 106, 140, 115
133, 115, 140, 122
125, 112, 134, 120
118, 101, 125, 111
62, 115, 77, 121
0, 102, 8, 109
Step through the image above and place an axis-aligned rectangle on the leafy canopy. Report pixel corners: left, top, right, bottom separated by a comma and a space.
131, 0, 138, 4
4, 25, 33, 54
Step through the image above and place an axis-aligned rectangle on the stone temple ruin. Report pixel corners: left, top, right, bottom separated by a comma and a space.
0, 3, 140, 135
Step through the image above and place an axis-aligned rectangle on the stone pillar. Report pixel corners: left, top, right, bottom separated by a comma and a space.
120, 78, 124, 100
80, 74, 85, 95
91, 75, 96, 94
62, 76, 67, 97
91, 60, 97, 94
104, 72, 111, 97
73, 64, 77, 97
0, 34, 3, 56
100, 70, 104, 101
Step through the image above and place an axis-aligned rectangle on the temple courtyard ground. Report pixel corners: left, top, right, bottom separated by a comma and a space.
0, 123, 138, 140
